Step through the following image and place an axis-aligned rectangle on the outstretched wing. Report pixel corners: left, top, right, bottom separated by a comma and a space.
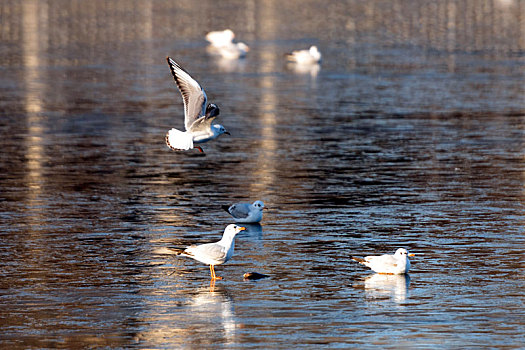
166, 57, 207, 130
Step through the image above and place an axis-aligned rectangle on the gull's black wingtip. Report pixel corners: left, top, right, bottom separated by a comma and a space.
221, 205, 231, 213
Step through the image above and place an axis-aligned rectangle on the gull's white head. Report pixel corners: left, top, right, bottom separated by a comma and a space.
395, 248, 415, 258
252, 200, 265, 211
237, 42, 250, 52
309, 45, 322, 61
212, 124, 230, 137
223, 224, 246, 239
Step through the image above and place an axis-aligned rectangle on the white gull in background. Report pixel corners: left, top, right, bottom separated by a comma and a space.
352, 248, 415, 275
165, 57, 229, 153
285, 45, 322, 65
216, 42, 250, 59
205, 29, 250, 59
176, 224, 246, 280
205, 29, 235, 48
222, 200, 266, 223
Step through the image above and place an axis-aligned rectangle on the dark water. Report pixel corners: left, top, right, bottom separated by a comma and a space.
1, 0, 524, 348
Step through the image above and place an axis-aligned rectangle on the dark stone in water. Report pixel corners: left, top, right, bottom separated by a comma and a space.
243, 272, 270, 280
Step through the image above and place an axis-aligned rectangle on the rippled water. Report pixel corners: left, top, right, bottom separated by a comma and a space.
1, 1, 524, 348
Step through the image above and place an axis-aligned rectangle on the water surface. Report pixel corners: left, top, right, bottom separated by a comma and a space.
1, 1, 524, 348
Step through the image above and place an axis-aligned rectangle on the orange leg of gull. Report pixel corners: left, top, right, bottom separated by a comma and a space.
195, 146, 204, 153
209, 265, 222, 280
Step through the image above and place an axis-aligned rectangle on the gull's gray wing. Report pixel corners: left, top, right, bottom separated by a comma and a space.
368, 254, 397, 266
187, 103, 220, 133
188, 115, 215, 133
166, 57, 207, 131
188, 243, 227, 262
227, 203, 252, 219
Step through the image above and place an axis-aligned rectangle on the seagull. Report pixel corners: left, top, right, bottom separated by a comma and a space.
205, 29, 236, 48
177, 224, 246, 280
216, 42, 250, 59
205, 29, 250, 59
285, 45, 322, 65
222, 200, 266, 223
352, 248, 415, 275
165, 57, 229, 153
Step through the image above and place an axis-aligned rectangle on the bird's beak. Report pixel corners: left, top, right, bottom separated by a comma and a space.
408, 253, 415, 257
239, 227, 246, 231
263, 207, 269, 210
224, 131, 231, 135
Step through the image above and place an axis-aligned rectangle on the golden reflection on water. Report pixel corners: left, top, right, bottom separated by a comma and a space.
135, 284, 238, 348
22, 0, 46, 219
248, 0, 279, 199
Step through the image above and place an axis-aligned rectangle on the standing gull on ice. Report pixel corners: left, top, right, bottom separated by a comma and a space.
352, 248, 415, 275
222, 200, 266, 223
285, 45, 322, 65
177, 224, 246, 280
165, 57, 229, 153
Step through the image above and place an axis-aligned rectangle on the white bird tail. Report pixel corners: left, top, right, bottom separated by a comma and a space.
165, 128, 193, 151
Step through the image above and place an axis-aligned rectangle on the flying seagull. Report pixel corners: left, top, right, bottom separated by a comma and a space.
165, 57, 229, 153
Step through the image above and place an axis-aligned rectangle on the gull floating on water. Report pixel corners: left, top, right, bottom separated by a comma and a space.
177, 224, 246, 280
205, 29, 250, 59
222, 200, 266, 223
165, 57, 229, 153
285, 45, 322, 65
352, 248, 415, 275
216, 42, 249, 59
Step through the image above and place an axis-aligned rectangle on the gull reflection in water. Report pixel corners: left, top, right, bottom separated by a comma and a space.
207, 47, 248, 73
190, 283, 238, 343
363, 273, 411, 304
286, 62, 321, 78
134, 283, 238, 347
237, 223, 263, 242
